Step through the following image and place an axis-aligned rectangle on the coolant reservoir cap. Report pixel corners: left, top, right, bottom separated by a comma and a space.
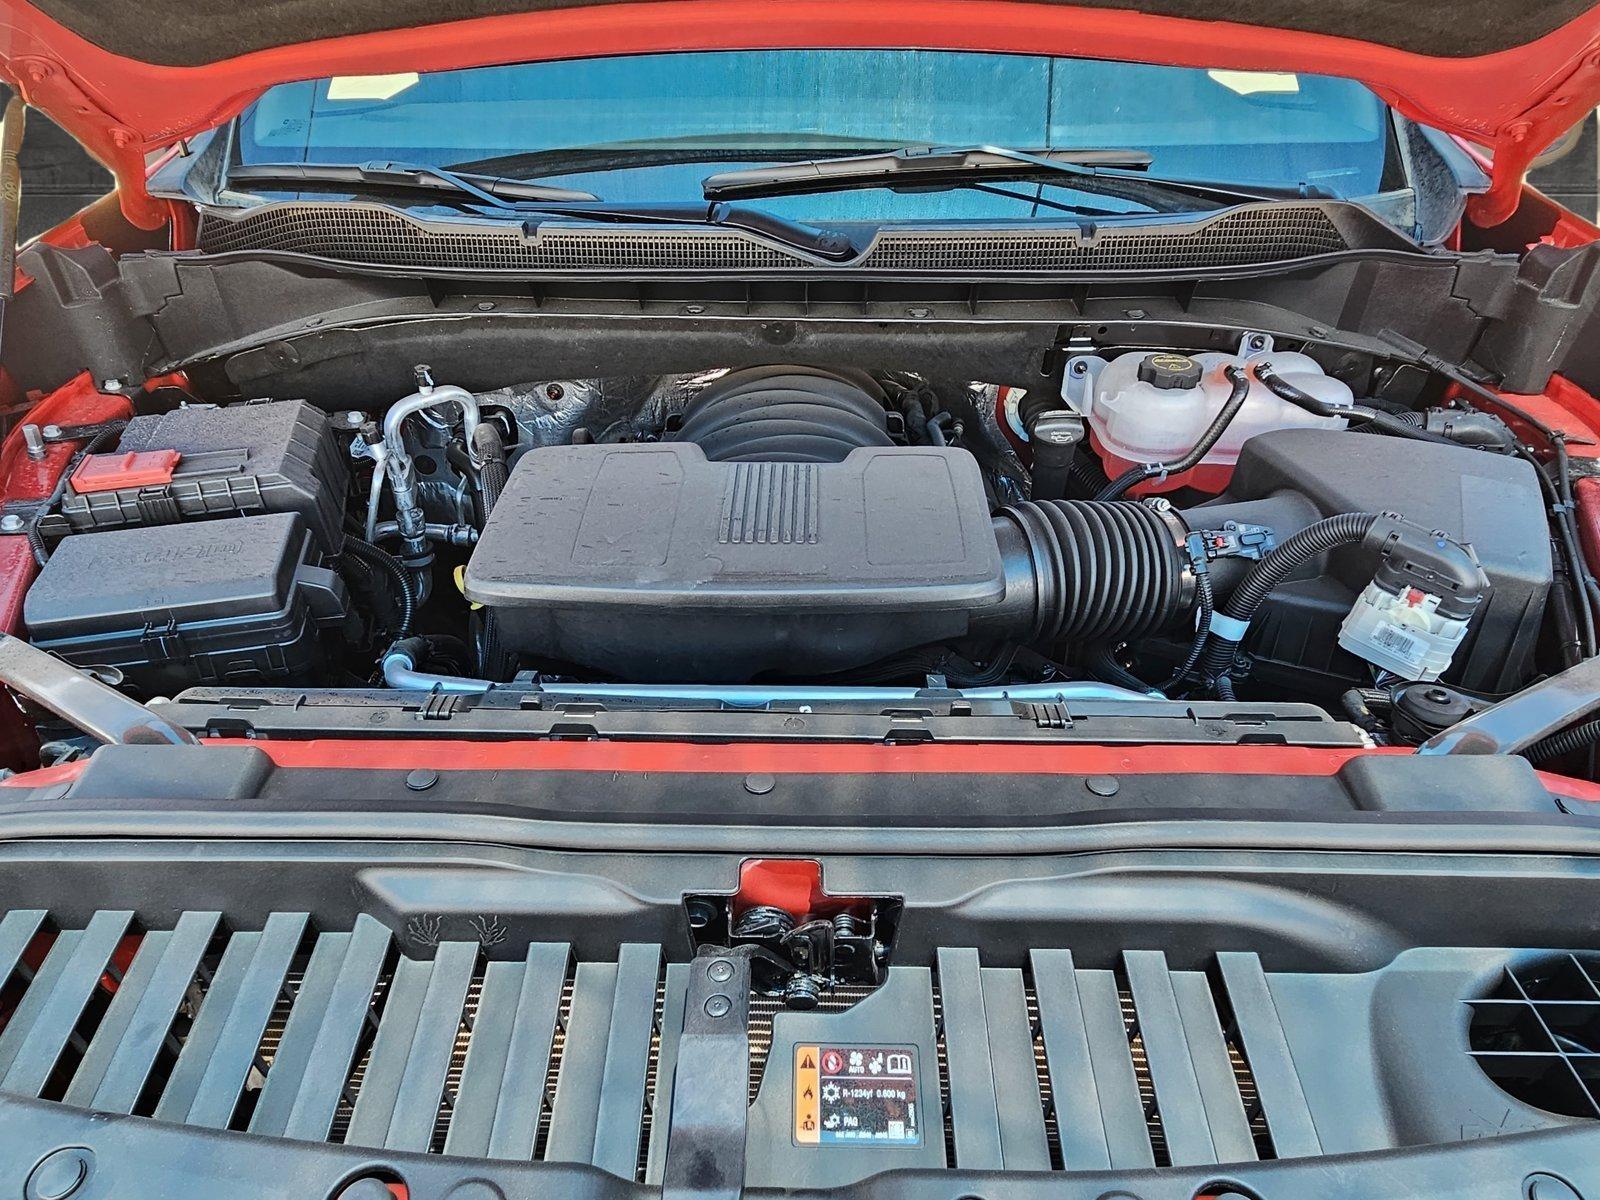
1136, 353, 1203, 391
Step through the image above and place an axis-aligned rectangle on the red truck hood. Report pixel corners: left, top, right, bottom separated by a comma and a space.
2, 0, 1599, 228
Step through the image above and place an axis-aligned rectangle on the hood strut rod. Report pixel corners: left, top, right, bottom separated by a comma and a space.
0, 634, 198, 747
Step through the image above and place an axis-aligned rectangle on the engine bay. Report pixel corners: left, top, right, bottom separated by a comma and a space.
6, 321, 1577, 754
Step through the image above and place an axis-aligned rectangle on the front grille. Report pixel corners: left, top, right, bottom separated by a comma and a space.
1, 904, 1585, 1184
195, 200, 1353, 274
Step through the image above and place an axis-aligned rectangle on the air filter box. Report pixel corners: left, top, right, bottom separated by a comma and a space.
24, 513, 348, 696
1189, 428, 1552, 694
44, 400, 348, 555
464, 443, 1004, 681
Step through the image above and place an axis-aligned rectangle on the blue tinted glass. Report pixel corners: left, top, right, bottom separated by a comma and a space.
237, 50, 1391, 216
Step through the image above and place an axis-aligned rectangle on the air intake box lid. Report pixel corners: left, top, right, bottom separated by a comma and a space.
465, 444, 1004, 680
466, 443, 1003, 610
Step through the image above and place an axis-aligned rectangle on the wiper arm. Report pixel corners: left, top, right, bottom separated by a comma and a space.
227, 160, 601, 205
703, 144, 1326, 208
522, 200, 858, 262
225, 164, 852, 261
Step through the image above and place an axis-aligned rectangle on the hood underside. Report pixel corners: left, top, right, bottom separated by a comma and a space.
2, 0, 1600, 228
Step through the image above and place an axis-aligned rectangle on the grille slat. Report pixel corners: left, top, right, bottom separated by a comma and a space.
1215, 951, 1322, 1158
344, 940, 477, 1151
1031, 949, 1115, 1170
196, 201, 1351, 274
168, 911, 308, 1130
447, 941, 569, 1160
1123, 950, 1218, 1166
74, 912, 222, 1113
0, 909, 132, 1098
272, 914, 393, 1142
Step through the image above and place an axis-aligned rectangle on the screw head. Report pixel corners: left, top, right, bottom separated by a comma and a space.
704, 994, 732, 1018
708, 959, 735, 983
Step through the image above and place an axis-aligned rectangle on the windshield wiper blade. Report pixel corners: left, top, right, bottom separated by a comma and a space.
227, 160, 601, 205
703, 144, 1326, 208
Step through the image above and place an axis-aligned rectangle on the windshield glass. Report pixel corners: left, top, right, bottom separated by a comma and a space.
236, 50, 1395, 221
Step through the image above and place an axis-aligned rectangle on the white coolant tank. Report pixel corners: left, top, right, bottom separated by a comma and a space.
1078, 350, 1354, 490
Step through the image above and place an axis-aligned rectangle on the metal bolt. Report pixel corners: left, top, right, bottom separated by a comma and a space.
0, 514, 24, 534
704, 994, 733, 1018
784, 973, 822, 1010
545, 383, 565, 402
1310, 325, 1330, 337
100, 378, 124, 393
681, 304, 706, 315
405, 768, 439, 791
907, 307, 932, 319
708, 959, 735, 983
1071, 359, 1089, 376
41, 424, 63, 440
22, 424, 45, 460
1126, 308, 1146, 320
476, 301, 496, 311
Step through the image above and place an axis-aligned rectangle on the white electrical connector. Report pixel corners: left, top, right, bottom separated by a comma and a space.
1339, 581, 1472, 681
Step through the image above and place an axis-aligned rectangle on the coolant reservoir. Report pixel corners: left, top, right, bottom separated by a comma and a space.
1071, 350, 1355, 493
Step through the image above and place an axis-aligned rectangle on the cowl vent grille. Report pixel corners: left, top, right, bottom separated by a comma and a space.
195, 201, 1353, 274
1469, 953, 1600, 1119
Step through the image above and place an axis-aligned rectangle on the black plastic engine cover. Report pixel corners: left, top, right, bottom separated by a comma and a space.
1191, 428, 1553, 695
464, 443, 1004, 681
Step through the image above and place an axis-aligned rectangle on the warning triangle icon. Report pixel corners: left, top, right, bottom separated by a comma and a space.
800, 1054, 815, 1070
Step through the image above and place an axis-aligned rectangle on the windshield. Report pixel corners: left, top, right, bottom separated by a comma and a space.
235, 50, 1396, 222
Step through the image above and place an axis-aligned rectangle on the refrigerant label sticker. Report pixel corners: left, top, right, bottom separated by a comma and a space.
793, 1044, 921, 1146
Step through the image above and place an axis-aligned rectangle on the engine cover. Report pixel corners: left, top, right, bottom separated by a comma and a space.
463, 443, 1005, 681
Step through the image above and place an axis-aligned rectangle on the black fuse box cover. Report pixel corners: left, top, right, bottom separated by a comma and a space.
24, 513, 347, 696
465, 442, 1005, 681
47, 399, 348, 555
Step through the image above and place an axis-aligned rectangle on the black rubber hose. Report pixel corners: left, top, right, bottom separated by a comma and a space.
998, 499, 1190, 645
473, 423, 509, 513
345, 536, 415, 637
1523, 718, 1600, 762
1255, 366, 1461, 447
1087, 644, 1154, 693
1199, 512, 1379, 685
1096, 366, 1252, 500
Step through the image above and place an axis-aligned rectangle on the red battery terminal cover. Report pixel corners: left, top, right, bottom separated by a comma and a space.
70, 450, 181, 494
